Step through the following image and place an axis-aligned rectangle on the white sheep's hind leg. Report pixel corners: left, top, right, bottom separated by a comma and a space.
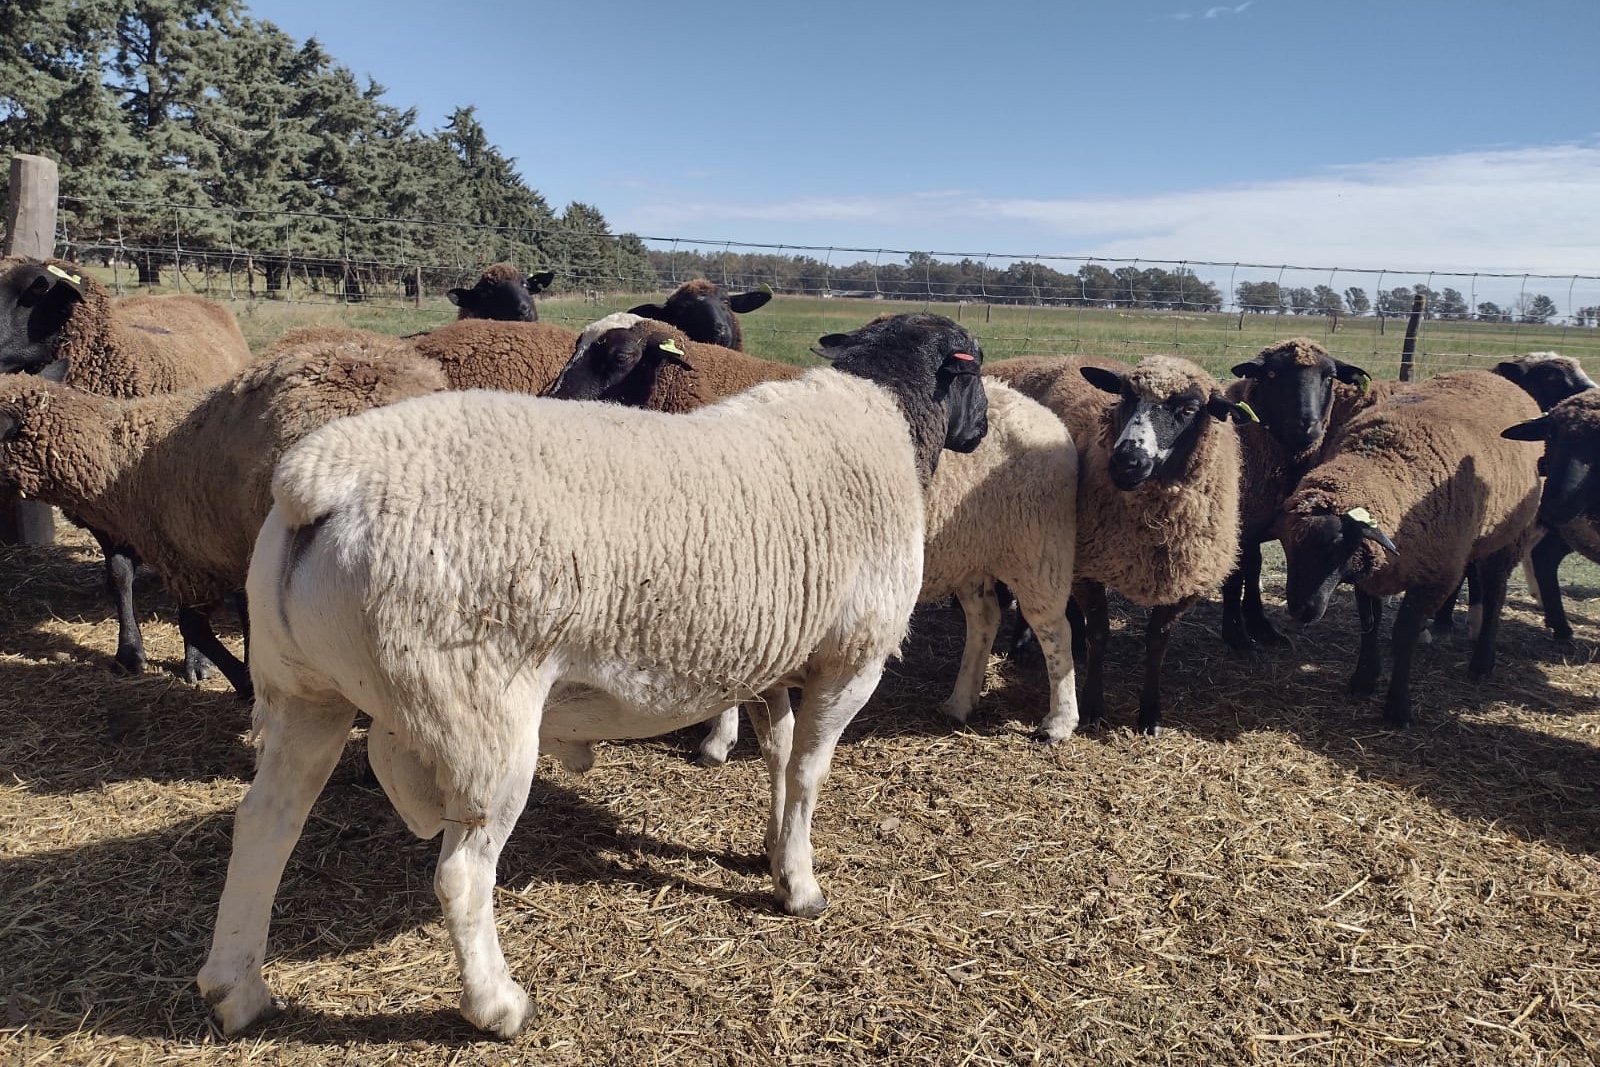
436, 736, 542, 1038
199, 695, 358, 1034
744, 689, 793, 857
1013, 589, 1077, 742
697, 706, 741, 767
942, 580, 1001, 724
771, 662, 885, 917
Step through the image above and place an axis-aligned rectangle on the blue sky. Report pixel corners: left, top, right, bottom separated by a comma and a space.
247, 0, 1600, 292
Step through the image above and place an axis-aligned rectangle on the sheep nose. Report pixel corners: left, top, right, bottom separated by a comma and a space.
1108, 444, 1154, 490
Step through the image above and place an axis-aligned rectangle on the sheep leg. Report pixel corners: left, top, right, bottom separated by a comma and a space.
1350, 590, 1384, 696
697, 707, 742, 767
1136, 599, 1192, 736
770, 663, 884, 917
1469, 550, 1516, 679
90, 527, 146, 673
1428, 578, 1462, 640
1065, 598, 1087, 664
1009, 584, 1077, 743
1077, 581, 1110, 727
435, 741, 541, 1039
1222, 541, 1285, 651
1240, 543, 1286, 646
178, 605, 252, 698
1383, 591, 1433, 728
1530, 529, 1573, 642
745, 687, 794, 857
199, 696, 357, 1034
943, 579, 1003, 724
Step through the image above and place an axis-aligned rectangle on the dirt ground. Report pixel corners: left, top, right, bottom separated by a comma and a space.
2, 523, 1598, 1065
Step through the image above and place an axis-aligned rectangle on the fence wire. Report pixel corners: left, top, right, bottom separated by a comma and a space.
51, 195, 1600, 376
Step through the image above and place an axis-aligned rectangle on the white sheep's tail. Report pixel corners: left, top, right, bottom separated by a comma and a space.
268, 433, 365, 531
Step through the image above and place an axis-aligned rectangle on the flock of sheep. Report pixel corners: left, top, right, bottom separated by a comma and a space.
0, 254, 1594, 1039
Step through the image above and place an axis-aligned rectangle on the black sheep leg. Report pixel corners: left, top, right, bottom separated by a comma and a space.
1469, 549, 1516, 680
178, 604, 253, 700
89, 527, 146, 673
1136, 598, 1193, 736
1077, 581, 1110, 727
1383, 591, 1433, 728
1351, 590, 1384, 696
1530, 529, 1574, 642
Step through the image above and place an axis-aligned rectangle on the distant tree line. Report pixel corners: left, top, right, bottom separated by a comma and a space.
649, 249, 1228, 310
1235, 280, 1568, 325
0, 0, 655, 295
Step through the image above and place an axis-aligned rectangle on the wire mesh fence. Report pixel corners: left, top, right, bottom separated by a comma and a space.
51, 195, 1600, 377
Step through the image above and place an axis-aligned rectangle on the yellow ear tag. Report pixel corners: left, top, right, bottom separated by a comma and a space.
1354, 372, 1371, 395
46, 264, 82, 285
658, 339, 686, 356
1345, 506, 1376, 526
759, 283, 774, 295
1236, 400, 1260, 423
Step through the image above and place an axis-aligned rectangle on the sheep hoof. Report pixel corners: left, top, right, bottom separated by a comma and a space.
1032, 718, 1077, 744
114, 646, 147, 674
939, 697, 975, 725
696, 747, 729, 768
200, 976, 283, 1036
783, 893, 829, 919
183, 651, 217, 684
461, 982, 532, 1039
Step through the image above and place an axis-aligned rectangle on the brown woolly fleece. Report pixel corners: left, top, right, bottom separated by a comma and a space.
987, 354, 1241, 606
409, 318, 580, 393
0, 336, 445, 607
30, 257, 253, 397
1281, 370, 1541, 600
260, 324, 390, 359
624, 319, 802, 411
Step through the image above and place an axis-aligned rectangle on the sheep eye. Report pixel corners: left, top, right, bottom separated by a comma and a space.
1266, 370, 1276, 380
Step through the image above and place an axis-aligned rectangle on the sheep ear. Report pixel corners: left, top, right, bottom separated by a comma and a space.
526, 271, 556, 295
1333, 360, 1373, 393
37, 357, 69, 383
1344, 507, 1398, 554
811, 332, 853, 361
1079, 366, 1124, 395
1230, 357, 1265, 379
727, 290, 773, 313
1492, 360, 1524, 385
44, 263, 84, 296
1208, 395, 1258, 423
653, 337, 694, 372
445, 288, 467, 308
1501, 414, 1552, 442
628, 302, 667, 320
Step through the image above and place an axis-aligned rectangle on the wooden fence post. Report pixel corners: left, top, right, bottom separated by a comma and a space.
1, 154, 59, 545
1399, 293, 1426, 383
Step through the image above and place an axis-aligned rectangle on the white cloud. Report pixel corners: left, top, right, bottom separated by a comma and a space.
1204, 2, 1253, 18
621, 143, 1600, 284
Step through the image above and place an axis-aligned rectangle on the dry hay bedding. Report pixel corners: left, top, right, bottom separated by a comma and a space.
2, 525, 1599, 1066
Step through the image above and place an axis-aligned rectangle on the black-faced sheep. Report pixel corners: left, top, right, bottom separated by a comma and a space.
0, 255, 255, 675
1281, 371, 1541, 727
548, 317, 1080, 757
0, 337, 447, 695
987, 353, 1250, 735
1220, 338, 1384, 650
1494, 351, 1600, 641
630, 278, 773, 351
197, 314, 988, 1038
446, 263, 556, 322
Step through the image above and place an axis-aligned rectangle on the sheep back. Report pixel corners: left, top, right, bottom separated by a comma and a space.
919, 381, 1076, 601
1285, 370, 1541, 597
631, 319, 803, 412
264, 371, 927, 743
409, 318, 580, 393
45, 260, 252, 396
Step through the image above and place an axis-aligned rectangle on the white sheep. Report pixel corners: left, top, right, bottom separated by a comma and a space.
198, 313, 990, 1038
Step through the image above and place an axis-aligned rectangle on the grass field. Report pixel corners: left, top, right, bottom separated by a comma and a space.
3, 292, 1600, 1064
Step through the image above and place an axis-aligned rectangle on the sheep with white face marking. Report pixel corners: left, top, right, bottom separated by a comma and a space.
446, 263, 555, 322
1281, 371, 1541, 727
198, 313, 989, 1039
0, 255, 254, 675
987, 353, 1250, 735
548, 315, 1078, 762
0, 338, 447, 695
1494, 351, 1600, 641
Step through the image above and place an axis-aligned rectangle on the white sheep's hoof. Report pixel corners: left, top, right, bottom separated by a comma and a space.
697, 715, 738, 766
939, 695, 975, 724
461, 982, 532, 1039
198, 971, 282, 1035
1033, 714, 1078, 744
546, 740, 595, 774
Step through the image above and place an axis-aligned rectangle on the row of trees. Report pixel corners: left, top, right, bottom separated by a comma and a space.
1235, 281, 1565, 323
0, 0, 655, 294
